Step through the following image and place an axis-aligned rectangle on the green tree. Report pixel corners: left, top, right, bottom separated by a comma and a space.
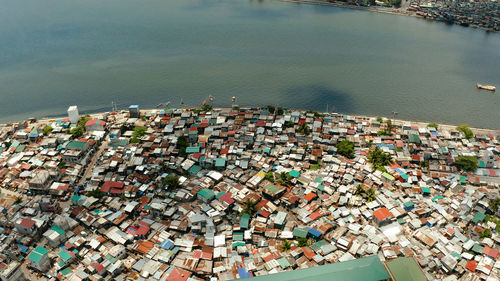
456, 124, 474, 139
58, 160, 66, 169
15, 197, 23, 204
297, 237, 311, 247
133, 126, 147, 138
70, 126, 84, 138
88, 188, 104, 198
376, 117, 383, 123
479, 229, 492, 239
264, 172, 275, 183
489, 197, 500, 213
43, 125, 53, 136
176, 135, 189, 157
367, 147, 393, 170
336, 140, 355, 159
454, 156, 478, 172
77, 115, 91, 128
427, 123, 439, 130
266, 105, 276, 114
130, 136, 140, 144
276, 107, 284, 115
241, 199, 258, 216
163, 175, 180, 189
277, 172, 293, 187
283, 120, 294, 129
297, 123, 311, 135
280, 240, 292, 252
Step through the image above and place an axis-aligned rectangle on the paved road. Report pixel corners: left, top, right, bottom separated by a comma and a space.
77, 139, 108, 187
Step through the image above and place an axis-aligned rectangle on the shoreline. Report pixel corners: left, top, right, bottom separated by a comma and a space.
11, 106, 498, 135
275, 0, 500, 34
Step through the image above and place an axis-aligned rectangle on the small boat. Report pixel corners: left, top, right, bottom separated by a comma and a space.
476, 84, 496, 91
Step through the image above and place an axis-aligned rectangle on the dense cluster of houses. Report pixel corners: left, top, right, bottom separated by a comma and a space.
0, 105, 498, 281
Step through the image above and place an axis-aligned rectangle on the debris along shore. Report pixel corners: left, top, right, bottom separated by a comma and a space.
0, 105, 499, 280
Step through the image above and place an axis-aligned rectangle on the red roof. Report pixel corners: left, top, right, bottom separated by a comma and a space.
483, 246, 500, 259
167, 267, 191, 281
20, 218, 36, 229
219, 193, 235, 205
101, 181, 125, 193
373, 207, 393, 221
85, 119, 106, 127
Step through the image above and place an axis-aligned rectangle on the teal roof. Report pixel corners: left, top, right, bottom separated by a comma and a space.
59, 250, 73, 262
289, 170, 300, 178
421, 187, 431, 194
51, 225, 65, 235
27, 246, 48, 263
385, 257, 427, 281
60, 267, 73, 276
186, 146, 200, 153
215, 158, 226, 167
247, 255, 390, 281
188, 165, 202, 174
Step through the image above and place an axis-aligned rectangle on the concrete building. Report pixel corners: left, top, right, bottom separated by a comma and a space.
67, 106, 79, 124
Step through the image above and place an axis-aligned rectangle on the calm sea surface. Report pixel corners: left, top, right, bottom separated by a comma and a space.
0, 0, 499, 128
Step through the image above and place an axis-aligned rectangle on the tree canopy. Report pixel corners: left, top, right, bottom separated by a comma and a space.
456, 124, 474, 139
454, 156, 478, 172
241, 199, 258, 216
336, 140, 355, 159
367, 147, 393, 170
163, 175, 181, 189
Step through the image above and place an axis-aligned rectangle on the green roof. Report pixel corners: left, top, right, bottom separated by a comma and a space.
198, 188, 215, 200
293, 227, 309, 238
289, 170, 300, 178
385, 257, 427, 281
264, 184, 280, 195
408, 134, 421, 144
247, 255, 390, 281
472, 212, 486, 224
277, 257, 291, 269
421, 187, 431, 194
382, 172, 395, 181
240, 214, 250, 229
66, 141, 87, 150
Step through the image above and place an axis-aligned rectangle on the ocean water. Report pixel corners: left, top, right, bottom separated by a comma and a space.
0, 0, 499, 128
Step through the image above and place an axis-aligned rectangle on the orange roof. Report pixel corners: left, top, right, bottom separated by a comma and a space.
373, 207, 393, 221
304, 193, 317, 202
465, 260, 477, 272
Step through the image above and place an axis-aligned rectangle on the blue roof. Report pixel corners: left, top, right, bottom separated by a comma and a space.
237, 268, 251, 279
308, 228, 322, 237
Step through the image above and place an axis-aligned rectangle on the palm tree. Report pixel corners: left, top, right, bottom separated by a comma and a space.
365, 188, 376, 202
242, 199, 258, 216
280, 240, 292, 252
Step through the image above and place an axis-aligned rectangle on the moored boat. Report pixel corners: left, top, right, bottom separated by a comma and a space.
476, 84, 496, 91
